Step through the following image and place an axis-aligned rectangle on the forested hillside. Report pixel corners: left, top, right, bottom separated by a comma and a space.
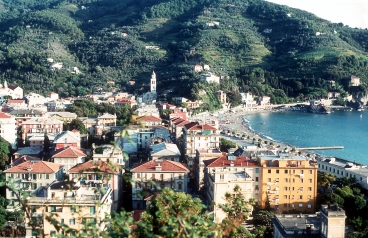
0, 0, 368, 104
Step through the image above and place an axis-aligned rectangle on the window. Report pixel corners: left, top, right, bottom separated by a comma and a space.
308, 195, 312, 199
292, 178, 295, 183
284, 187, 288, 191
291, 204, 295, 208
299, 195, 303, 200
178, 183, 182, 190
308, 204, 312, 208
50, 206, 56, 212
70, 207, 76, 213
308, 187, 312, 191
255, 168, 259, 173
268, 169, 271, 174
309, 170, 313, 174
284, 178, 288, 182
255, 177, 258, 182
292, 187, 294, 191
137, 173, 140, 179
299, 204, 303, 208
255, 185, 259, 190
90, 206, 95, 215
46, 174, 49, 179
300, 170, 304, 174
179, 174, 182, 179
267, 178, 271, 182
284, 170, 288, 174
70, 218, 75, 225
300, 179, 304, 183
61, 219, 64, 224
292, 195, 294, 200
276, 170, 279, 174
309, 179, 312, 183
284, 195, 288, 199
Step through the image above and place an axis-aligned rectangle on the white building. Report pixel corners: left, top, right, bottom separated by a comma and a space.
92, 144, 125, 166
201, 72, 220, 84
317, 157, 368, 190
25, 93, 48, 107
136, 105, 160, 117
52, 146, 87, 172
183, 122, 219, 156
131, 158, 189, 210
240, 92, 257, 109
203, 154, 261, 222
0, 112, 17, 149
0, 81, 24, 104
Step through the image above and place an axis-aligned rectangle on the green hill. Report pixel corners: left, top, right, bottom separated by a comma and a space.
0, 0, 368, 105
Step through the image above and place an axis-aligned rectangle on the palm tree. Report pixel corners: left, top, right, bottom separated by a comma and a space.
318, 172, 337, 193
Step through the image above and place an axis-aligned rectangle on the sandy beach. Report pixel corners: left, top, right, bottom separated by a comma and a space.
189, 105, 293, 150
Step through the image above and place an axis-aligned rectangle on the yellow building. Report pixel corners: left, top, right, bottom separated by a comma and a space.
257, 153, 318, 213
25, 181, 112, 237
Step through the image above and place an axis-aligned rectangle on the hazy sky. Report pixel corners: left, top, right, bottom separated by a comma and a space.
266, 0, 368, 29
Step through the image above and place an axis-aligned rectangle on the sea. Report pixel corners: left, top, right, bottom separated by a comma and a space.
243, 110, 368, 164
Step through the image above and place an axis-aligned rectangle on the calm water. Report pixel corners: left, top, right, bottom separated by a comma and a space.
244, 110, 368, 164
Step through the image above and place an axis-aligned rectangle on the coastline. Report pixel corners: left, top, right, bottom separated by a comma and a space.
190, 105, 294, 151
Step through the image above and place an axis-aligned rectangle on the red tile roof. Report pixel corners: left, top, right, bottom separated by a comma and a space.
175, 120, 191, 126
7, 99, 24, 104
5, 161, 63, 173
0, 112, 12, 119
69, 160, 120, 173
11, 155, 41, 166
131, 160, 189, 172
206, 155, 259, 167
137, 115, 162, 122
52, 146, 86, 158
184, 122, 217, 131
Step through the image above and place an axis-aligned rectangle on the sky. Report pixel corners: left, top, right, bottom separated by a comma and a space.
265, 0, 368, 29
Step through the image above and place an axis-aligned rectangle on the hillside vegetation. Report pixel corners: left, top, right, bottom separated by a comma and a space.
0, 0, 368, 105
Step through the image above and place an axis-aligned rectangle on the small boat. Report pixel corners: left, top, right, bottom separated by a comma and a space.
260, 122, 265, 124
360, 114, 363, 118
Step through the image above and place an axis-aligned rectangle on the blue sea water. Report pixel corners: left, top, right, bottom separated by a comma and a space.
244, 110, 368, 164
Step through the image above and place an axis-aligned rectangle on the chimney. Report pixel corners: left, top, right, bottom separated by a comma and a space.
155, 163, 162, 171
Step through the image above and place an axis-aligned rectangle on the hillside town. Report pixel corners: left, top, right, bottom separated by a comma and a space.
0, 74, 354, 238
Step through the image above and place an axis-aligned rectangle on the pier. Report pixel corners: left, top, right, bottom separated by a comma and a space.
296, 146, 344, 150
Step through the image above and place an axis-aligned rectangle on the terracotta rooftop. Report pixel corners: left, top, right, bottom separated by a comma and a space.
5, 161, 63, 173
131, 160, 189, 172
7, 99, 24, 104
184, 122, 217, 131
69, 160, 120, 173
175, 120, 191, 126
0, 112, 12, 119
206, 155, 259, 167
52, 146, 86, 158
137, 115, 162, 122
11, 155, 41, 166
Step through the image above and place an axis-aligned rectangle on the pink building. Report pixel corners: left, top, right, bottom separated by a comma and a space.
22, 117, 63, 137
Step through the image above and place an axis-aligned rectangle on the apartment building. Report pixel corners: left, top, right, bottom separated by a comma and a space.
195, 149, 223, 191
257, 153, 318, 213
203, 154, 261, 222
131, 159, 189, 210
69, 160, 123, 211
22, 117, 63, 136
53, 130, 81, 149
4, 161, 64, 209
92, 144, 125, 166
25, 181, 112, 238
183, 122, 219, 156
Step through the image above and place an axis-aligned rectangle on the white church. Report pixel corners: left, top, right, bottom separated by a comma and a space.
138, 71, 158, 105
0, 80, 24, 105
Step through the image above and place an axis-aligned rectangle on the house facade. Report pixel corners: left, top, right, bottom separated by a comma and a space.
131, 159, 189, 210
257, 153, 318, 213
204, 154, 261, 222
4, 161, 64, 209
52, 146, 87, 172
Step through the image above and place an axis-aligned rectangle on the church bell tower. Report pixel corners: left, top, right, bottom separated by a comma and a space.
150, 71, 156, 93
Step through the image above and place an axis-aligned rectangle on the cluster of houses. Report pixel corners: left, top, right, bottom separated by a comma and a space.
0, 73, 351, 238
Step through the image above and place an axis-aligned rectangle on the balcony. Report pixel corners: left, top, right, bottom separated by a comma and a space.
22, 178, 37, 183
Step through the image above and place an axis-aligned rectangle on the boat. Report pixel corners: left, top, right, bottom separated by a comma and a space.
360, 114, 363, 118
260, 122, 265, 124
